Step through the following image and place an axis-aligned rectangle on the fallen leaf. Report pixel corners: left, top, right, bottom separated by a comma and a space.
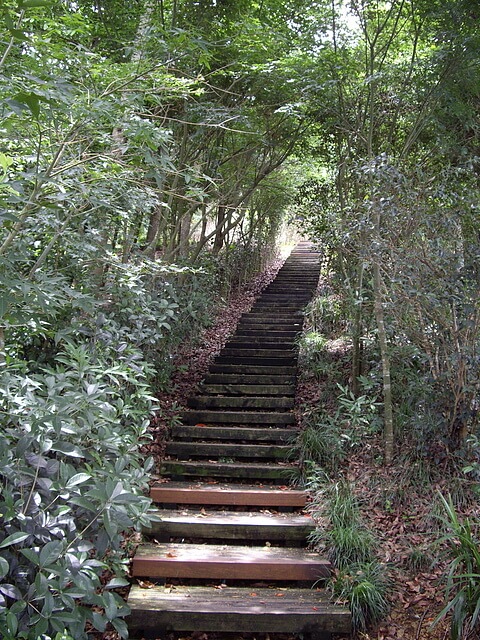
137, 580, 155, 589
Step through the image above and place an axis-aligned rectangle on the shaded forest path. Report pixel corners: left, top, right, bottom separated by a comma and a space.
127, 243, 351, 639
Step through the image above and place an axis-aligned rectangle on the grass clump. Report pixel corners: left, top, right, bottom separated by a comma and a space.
309, 480, 392, 633
434, 494, 480, 640
332, 562, 391, 632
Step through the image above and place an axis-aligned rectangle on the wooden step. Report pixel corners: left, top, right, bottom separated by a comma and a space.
199, 383, 295, 396
181, 409, 296, 425
214, 355, 296, 366
220, 348, 296, 358
132, 542, 331, 580
203, 373, 296, 385
150, 482, 308, 507
127, 586, 351, 637
144, 509, 315, 540
234, 329, 299, 338
165, 442, 290, 459
187, 396, 294, 410
160, 460, 297, 480
209, 364, 297, 375
171, 425, 297, 442
225, 340, 296, 349
239, 315, 303, 323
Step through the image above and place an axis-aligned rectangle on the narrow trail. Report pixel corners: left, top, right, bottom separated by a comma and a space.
127, 242, 351, 640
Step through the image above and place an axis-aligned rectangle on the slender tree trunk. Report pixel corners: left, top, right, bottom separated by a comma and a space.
351, 258, 364, 395
373, 259, 394, 464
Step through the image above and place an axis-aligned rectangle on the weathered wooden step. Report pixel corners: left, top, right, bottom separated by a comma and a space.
127, 585, 351, 637
226, 339, 296, 349
132, 542, 330, 580
187, 396, 294, 410
171, 425, 296, 442
234, 329, 299, 338
208, 363, 297, 375
165, 442, 290, 459
240, 314, 303, 323
199, 383, 295, 396
150, 482, 308, 507
181, 410, 296, 425
214, 356, 296, 367
144, 509, 315, 540
160, 460, 296, 480
203, 372, 296, 384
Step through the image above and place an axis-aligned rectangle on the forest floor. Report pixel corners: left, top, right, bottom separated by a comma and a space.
123, 256, 473, 640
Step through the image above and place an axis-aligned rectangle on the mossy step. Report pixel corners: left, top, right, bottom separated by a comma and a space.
187, 396, 294, 410
171, 425, 297, 442
127, 586, 350, 637
149, 482, 308, 507
198, 383, 295, 396
143, 508, 315, 540
180, 409, 295, 425
165, 441, 290, 459
160, 460, 296, 480
132, 542, 330, 581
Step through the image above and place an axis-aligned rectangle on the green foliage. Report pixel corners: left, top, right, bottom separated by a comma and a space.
309, 481, 376, 570
0, 342, 157, 639
434, 494, 480, 640
332, 562, 391, 632
293, 410, 346, 477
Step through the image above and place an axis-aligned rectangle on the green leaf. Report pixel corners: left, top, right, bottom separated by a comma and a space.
20, 0, 52, 6
20, 547, 40, 565
51, 441, 84, 458
66, 473, 91, 488
112, 616, 129, 639
0, 532, 30, 549
0, 557, 9, 580
15, 92, 40, 118
39, 540, 64, 567
105, 577, 130, 589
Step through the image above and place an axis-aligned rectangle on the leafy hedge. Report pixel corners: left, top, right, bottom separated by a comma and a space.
0, 339, 156, 639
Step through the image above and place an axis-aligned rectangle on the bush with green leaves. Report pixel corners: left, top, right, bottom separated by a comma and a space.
434, 494, 480, 640
0, 341, 157, 639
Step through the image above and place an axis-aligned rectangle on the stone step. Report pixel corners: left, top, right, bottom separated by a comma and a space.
127, 586, 351, 637
165, 442, 290, 459
198, 383, 295, 396
144, 508, 315, 540
160, 460, 297, 480
170, 425, 297, 442
132, 542, 331, 581
180, 409, 296, 425
187, 396, 294, 410
149, 482, 308, 507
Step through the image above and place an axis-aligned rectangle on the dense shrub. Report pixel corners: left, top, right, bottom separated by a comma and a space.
0, 340, 156, 639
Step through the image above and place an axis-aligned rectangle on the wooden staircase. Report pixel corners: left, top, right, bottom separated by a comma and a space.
127, 243, 351, 639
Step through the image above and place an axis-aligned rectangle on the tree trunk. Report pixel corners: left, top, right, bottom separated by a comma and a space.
373, 257, 394, 465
